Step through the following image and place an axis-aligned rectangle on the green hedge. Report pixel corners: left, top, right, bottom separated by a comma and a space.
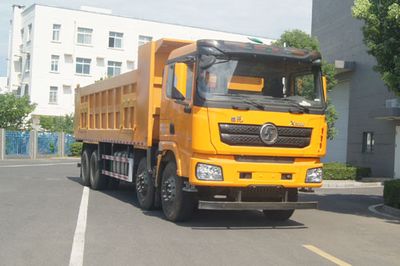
69, 142, 83, 157
323, 163, 371, 180
383, 179, 400, 209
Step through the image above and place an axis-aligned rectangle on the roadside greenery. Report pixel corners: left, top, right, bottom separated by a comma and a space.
273, 30, 338, 139
383, 179, 400, 209
323, 163, 371, 180
0, 93, 36, 130
39, 114, 74, 134
69, 142, 83, 157
352, 0, 400, 96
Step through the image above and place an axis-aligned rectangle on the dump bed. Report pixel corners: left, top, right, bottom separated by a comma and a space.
74, 39, 192, 148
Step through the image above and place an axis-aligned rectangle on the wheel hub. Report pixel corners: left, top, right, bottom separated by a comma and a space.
162, 176, 176, 202
136, 172, 149, 195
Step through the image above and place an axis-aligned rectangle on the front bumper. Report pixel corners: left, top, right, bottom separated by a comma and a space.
189, 154, 323, 188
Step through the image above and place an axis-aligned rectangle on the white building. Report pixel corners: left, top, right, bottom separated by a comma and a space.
7, 4, 271, 123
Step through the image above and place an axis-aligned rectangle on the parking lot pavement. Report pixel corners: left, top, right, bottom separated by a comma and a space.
0, 159, 399, 266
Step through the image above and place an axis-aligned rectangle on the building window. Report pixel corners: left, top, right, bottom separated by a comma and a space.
27, 24, 32, 42
52, 24, 61, 41
20, 28, 24, 42
50, 55, 59, 72
107, 61, 122, 77
26, 54, 30, 72
76, 57, 91, 75
77, 27, 93, 45
109, 31, 123, 48
362, 132, 374, 153
49, 86, 58, 104
138, 35, 152, 46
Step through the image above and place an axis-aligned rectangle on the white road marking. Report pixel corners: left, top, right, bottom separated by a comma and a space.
0, 162, 77, 168
69, 186, 90, 266
368, 203, 399, 219
303, 244, 351, 266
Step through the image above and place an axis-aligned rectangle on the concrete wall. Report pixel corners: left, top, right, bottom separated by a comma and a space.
312, 0, 397, 176
323, 77, 350, 163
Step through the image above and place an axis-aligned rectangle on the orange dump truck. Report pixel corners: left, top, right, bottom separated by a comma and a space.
75, 38, 327, 222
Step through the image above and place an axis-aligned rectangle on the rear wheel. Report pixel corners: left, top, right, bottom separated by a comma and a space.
89, 150, 108, 190
135, 157, 155, 210
161, 161, 194, 222
263, 189, 298, 221
81, 149, 91, 186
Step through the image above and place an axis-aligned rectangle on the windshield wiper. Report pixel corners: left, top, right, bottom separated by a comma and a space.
280, 98, 310, 113
230, 95, 265, 110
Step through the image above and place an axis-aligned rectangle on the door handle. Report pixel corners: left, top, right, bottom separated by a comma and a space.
184, 104, 192, 114
169, 123, 175, 135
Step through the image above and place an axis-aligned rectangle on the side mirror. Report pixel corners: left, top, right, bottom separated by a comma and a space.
322, 76, 328, 102
199, 55, 216, 69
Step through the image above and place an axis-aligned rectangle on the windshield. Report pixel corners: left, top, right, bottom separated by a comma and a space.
197, 55, 324, 109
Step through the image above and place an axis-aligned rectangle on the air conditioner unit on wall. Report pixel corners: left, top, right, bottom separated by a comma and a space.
385, 98, 400, 108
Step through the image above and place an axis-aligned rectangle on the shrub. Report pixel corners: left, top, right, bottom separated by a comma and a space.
323, 163, 356, 180
69, 142, 83, 157
323, 163, 371, 180
383, 179, 400, 209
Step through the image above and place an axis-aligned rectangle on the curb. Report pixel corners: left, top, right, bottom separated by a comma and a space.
321, 180, 383, 188
382, 204, 400, 218
368, 204, 400, 219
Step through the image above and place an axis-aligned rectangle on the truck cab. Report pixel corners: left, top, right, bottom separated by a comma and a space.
156, 39, 326, 220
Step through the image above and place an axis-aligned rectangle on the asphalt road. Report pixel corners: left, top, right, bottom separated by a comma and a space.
0, 159, 399, 266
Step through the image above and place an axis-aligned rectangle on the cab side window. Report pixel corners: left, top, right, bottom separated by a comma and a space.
166, 64, 174, 98
166, 61, 193, 101
185, 62, 194, 101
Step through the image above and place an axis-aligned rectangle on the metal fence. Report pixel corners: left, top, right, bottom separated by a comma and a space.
5, 131, 31, 157
64, 134, 75, 156
0, 129, 76, 159
37, 132, 59, 156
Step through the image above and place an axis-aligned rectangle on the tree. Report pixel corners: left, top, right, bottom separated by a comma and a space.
273, 30, 338, 139
39, 114, 74, 134
352, 0, 400, 96
0, 93, 36, 130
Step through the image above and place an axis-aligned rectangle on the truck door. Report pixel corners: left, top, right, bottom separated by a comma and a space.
160, 62, 194, 177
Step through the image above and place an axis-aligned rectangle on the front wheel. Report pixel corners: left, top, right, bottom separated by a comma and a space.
161, 161, 194, 222
263, 189, 298, 221
135, 157, 155, 210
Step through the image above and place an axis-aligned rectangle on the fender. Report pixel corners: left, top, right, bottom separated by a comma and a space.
158, 141, 183, 176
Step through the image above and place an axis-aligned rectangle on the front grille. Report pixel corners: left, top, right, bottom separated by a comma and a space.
219, 123, 312, 148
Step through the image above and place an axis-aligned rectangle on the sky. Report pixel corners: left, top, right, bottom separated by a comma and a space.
0, 0, 313, 76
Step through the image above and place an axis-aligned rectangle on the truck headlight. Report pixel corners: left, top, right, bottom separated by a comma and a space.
196, 163, 223, 181
305, 167, 323, 183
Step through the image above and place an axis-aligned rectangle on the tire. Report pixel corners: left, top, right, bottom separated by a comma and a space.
89, 150, 108, 190
135, 157, 155, 210
81, 149, 91, 186
161, 161, 194, 222
263, 189, 298, 222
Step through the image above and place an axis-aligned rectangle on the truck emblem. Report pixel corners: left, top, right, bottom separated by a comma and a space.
290, 121, 305, 127
260, 123, 278, 145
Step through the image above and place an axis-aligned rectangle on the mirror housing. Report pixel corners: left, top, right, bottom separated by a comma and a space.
322, 76, 328, 102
